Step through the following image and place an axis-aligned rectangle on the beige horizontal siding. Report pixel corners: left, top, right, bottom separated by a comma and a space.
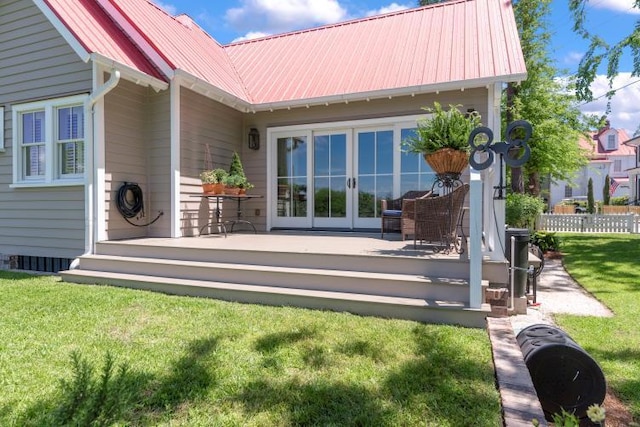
180, 88, 244, 236
0, 0, 92, 260
104, 79, 153, 241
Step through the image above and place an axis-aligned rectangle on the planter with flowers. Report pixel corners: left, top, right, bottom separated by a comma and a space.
402, 102, 481, 177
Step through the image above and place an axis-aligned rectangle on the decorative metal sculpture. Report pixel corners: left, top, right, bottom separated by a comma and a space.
468, 120, 532, 199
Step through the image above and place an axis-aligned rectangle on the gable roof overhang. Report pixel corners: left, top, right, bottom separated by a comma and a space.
37, 0, 168, 91
92, 53, 168, 91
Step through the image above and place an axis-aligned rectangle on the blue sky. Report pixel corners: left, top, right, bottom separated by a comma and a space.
153, 0, 640, 133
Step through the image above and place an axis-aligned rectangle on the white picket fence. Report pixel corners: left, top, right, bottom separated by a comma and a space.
537, 214, 640, 233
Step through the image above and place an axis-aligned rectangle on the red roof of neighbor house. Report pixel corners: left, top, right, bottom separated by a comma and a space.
580, 126, 635, 158
40, 0, 526, 108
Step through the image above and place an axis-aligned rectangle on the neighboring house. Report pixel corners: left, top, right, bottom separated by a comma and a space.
0, 0, 526, 271
549, 122, 636, 209
625, 135, 640, 205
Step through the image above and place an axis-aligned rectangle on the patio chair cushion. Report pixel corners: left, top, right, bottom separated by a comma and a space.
381, 209, 402, 217
380, 190, 432, 237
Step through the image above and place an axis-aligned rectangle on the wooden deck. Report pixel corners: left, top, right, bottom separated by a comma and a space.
60, 231, 507, 328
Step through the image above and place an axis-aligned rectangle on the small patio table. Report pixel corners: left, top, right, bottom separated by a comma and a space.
193, 194, 263, 236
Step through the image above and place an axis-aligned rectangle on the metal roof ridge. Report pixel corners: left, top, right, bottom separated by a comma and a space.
223, 0, 475, 47
96, 0, 174, 78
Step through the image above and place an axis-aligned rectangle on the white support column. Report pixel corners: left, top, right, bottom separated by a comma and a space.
484, 83, 506, 261
94, 67, 108, 243
170, 82, 181, 238
469, 170, 483, 308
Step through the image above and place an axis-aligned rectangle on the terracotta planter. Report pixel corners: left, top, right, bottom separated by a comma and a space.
224, 186, 241, 195
424, 148, 469, 175
202, 183, 225, 194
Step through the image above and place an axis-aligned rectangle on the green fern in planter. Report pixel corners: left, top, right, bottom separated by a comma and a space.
402, 102, 481, 155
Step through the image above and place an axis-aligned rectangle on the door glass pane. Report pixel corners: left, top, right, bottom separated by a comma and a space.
358, 130, 394, 218
400, 128, 435, 194
314, 134, 347, 219
330, 176, 346, 217
277, 136, 307, 217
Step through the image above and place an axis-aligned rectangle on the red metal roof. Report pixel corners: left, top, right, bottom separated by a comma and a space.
224, 0, 526, 106
106, 0, 249, 100
41, 0, 526, 108
43, 0, 164, 80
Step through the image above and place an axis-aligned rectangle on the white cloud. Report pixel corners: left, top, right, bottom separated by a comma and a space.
366, 3, 412, 17
563, 51, 584, 65
232, 31, 272, 43
588, 0, 640, 14
580, 73, 640, 135
225, 0, 348, 34
152, 1, 177, 15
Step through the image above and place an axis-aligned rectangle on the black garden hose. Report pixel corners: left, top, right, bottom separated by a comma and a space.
116, 182, 163, 227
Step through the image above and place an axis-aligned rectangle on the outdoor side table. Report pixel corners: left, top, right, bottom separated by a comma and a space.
194, 194, 262, 236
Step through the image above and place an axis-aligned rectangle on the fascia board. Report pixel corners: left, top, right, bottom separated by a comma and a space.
174, 70, 252, 112
92, 53, 168, 91
35, 0, 91, 63
249, 75, 527, 113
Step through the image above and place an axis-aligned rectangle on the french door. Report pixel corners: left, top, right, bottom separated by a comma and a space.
270, 119, 434, 230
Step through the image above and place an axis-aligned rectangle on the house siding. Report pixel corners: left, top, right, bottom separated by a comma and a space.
242, 88, 488, 231
180, 88, 244, 236
146, 88, 172, 237
0, 0, 92, 259
104, 79, 157, 240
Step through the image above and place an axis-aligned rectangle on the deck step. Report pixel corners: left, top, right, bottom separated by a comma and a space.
60, 269, 491, 328
73, 254, 478, 303
95, 241, 475, 279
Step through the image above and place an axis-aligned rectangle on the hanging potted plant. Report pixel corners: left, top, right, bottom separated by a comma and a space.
200, 168, 228, 194
402, 102, 481, 176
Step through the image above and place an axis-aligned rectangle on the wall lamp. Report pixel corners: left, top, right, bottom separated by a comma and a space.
248, 127, 260, 150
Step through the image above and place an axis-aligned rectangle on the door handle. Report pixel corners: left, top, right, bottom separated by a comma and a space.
353, 177, 356, 188
346, 178, 351, 189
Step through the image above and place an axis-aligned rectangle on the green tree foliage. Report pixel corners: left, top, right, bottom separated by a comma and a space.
508, 0, 592, 195
587, 177, 595, 213
569, 1, 640, 103
603, 174, 611, 205
505, 192, 545, 229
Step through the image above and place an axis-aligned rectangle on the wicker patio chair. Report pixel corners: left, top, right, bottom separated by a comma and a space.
412, 184, 469, 251
380, 190, 431, 238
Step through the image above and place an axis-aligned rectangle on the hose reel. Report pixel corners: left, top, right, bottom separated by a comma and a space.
116, 182, 163, 227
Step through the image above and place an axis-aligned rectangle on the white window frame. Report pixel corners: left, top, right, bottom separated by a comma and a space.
607, 134, 617, 150
11, 95, 87, 187
0, 106, 5, 152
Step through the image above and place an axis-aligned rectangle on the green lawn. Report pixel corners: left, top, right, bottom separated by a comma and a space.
0, 272, 500, 426
555, 233, 640, 422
